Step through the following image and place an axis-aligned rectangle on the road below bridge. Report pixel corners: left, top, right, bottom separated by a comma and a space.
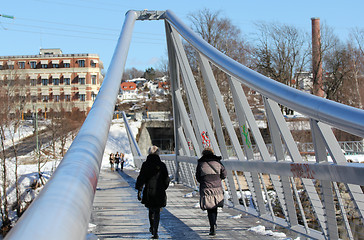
88, 168, 306, 239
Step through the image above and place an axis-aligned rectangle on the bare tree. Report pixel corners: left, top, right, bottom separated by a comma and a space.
349, 28, 364, 108
156, 56, 169, 77
250, 22, 310, 114
0, 67, 28, 233
0, 94, 11, 232
188, 8, 249, 64
9, 75, 27, 218
251, 22, 310, 88
122, 67, 144, 81
186, 8, 250, 118
323, 41, 363, 108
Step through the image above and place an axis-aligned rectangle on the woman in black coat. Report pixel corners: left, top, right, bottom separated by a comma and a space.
196, 147, 227, 236
135, 146, 170, 239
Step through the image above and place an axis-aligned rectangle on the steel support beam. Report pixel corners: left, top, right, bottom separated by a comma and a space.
5, 10, 139, 240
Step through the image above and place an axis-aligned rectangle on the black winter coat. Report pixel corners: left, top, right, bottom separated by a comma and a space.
135, 154, 170, 208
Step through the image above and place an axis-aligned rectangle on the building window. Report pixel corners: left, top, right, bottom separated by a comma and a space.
64, 78, 70, 85
42, 79, 48, 86
92, 93, 97, 101
91, 62, 96, 68
30, 61, 37, 69
8, 64, 14, 69
52, 64, 59, 68
41, 64, 48, 69
53, 78, 60, 85
31, 96, 37, 103
79, 94, 86, 101
91, 75, 96, 85
64, 63, 70, 68
18, 62, 25, 69
42, 96, 49, 102
78, 60, 85, 67
79, 78, 85, 85
54, 95, 60, 102
31, 79, 37, 86
65, 95, 71, 102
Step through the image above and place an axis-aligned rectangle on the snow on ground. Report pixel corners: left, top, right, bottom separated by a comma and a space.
183, 191, 198, 198
3, 127, 75, 223
2, 120, 47, 150
306, 154, 364, 163
1, 118, 141, 230
248, 225, 287, 238
101, 119, 141, 170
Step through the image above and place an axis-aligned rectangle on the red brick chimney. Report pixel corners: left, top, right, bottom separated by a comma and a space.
311, 18, 324, 97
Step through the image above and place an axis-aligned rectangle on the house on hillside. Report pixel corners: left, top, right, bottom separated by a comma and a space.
146, 80, 159, 96
157, 81, 170, 95
126, 77, 147, 88
146, 79, 170, 96
119, 81, 138, 100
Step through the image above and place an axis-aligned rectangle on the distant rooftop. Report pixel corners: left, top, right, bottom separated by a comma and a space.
40, 48, 63, 55
0, 48, 99, 59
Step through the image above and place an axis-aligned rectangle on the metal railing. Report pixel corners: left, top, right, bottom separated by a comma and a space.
128, 10, 364, 240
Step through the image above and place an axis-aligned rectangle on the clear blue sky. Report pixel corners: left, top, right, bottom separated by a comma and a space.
1, 0, 364, 72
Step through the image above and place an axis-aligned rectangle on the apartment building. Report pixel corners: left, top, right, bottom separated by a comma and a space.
0, 48, 103, 116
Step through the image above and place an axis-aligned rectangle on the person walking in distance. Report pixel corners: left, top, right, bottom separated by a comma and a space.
196, 147, 227, 236
109, 153, 115, 171
114, 152, 120, 171
120, 152, 125, 171
135, 146, 170, 239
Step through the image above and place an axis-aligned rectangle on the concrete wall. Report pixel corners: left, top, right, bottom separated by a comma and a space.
137, 120, 174, 155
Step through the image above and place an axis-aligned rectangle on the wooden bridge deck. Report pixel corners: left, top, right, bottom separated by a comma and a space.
88, 168, 306, 239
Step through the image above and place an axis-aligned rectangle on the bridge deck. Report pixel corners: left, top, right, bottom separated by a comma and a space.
88, 168, 305, 239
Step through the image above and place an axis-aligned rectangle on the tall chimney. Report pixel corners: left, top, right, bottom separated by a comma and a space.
311, 18, 324, 97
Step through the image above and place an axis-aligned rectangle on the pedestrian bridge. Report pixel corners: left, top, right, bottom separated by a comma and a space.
5, 10, 364, 240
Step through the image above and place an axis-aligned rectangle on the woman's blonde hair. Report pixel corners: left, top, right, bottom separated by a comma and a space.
148, 145, 160, 155
202, 147, 214, 156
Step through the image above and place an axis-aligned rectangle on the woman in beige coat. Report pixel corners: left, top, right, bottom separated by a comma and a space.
195, 147, 227, 236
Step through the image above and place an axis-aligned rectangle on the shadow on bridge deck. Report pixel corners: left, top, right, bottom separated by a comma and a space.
88, 168, 306, 240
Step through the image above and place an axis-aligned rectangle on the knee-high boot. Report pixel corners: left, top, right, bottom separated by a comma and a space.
149, 208, 160, 238
207, 208, 218, 235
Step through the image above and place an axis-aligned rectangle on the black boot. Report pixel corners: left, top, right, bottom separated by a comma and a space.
207, 208, 218, 235
149, 208, 160, 239
152, 233, 159, 239
209, 224, 217, 235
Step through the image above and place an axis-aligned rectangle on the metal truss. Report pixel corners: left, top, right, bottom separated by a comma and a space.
136, 10, 364, 240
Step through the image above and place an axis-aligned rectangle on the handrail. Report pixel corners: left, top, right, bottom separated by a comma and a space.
164, 10, 364, 138
5, 10, 138, 240
121, 111, 142, 157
